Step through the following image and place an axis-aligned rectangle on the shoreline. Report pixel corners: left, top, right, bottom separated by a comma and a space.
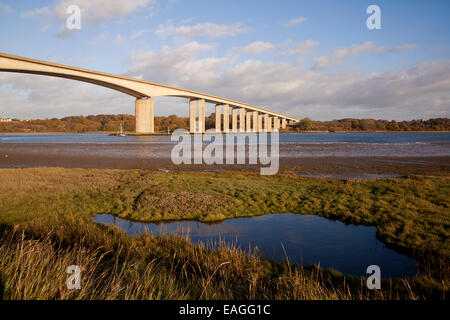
1, 130, 450, 135
0, 144, 449, 178
1, 140, 449, 179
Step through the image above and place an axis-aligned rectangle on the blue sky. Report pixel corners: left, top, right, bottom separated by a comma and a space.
0, 0, 449, 120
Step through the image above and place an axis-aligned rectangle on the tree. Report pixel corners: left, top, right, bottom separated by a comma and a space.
386, 120, 400, 131
295, 118, 313, 131
360, 119, 376, 131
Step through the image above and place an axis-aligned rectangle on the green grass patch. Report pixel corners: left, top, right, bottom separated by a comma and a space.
0, 168, 448, 299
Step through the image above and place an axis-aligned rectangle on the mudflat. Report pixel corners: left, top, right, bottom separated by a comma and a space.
0, 142, 449, 178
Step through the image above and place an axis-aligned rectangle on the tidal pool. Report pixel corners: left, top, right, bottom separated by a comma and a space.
93, 213, 418, 277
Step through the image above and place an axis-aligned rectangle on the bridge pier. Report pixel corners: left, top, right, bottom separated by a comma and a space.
0, 53, 300, 135
264, 115, 271, 132
273, 116, 280, 131
199, 99, 205, 133
232, 108, 238, 132
253, 112, 259, 132
189, 98, 205, 133
215, 104, 222, 132
281, 118, 287, 129
223, 104, 230, 133
189, 99, 196, 133
135, 97, 154, 134
239, 108, 246, 132
246, 112, 252, 132
258, 114, 263, 132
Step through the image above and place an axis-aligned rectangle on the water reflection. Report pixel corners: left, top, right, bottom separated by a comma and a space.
93, 213, 418, 277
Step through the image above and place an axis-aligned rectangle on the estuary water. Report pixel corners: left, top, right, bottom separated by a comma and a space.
93, 213, 418, 278
1, 132, 450, 144
1, 132, 449, 158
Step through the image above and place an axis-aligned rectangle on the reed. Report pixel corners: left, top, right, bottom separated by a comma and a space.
0, 217, 442, 300
0, 168, 448, 299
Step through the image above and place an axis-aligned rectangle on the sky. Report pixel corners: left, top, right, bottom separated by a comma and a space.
0, 0, 449, 121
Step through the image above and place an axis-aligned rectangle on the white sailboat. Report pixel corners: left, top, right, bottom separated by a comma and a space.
117, 122, 126, 137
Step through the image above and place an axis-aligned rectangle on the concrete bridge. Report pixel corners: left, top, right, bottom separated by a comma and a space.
0, 52, 300, 134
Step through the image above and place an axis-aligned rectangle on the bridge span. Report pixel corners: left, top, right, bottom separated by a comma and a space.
0, 52, 299, 134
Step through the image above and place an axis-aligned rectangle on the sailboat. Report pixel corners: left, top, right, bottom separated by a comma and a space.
116, 122, 126, 137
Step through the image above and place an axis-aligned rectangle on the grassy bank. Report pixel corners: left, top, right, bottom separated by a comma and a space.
1, 217, 435, 300
0, 168, 448, 299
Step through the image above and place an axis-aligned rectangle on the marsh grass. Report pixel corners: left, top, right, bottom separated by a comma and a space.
0, 168, 448, 299
0, 218, 443, 300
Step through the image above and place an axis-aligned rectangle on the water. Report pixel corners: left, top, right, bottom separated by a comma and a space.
1, 132, 449, 144
93, 213, 418, 278
1, 132, 449, 158
0, 133, 160, 144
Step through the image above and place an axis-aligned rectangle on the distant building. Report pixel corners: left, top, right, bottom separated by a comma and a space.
0, 117, 12, 122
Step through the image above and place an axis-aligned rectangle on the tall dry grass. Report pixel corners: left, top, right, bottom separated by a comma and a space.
0, 217, 442, 300
0, 168, 448, 300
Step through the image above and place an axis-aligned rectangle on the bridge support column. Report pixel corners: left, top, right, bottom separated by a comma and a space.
189, 99, 205, 133
246, 112, 252, 132
232, 108, 238, 132
253, 112, 258, 132
223, 104, 230, 133
198, 99, 205, 133
281, 118, 287, 129
135, 97, 154, 134
215, 104, 222, 132
264, 114, 271, 132
273, 117, 280, 131
239, 108, 246, 132
189, 99, 196, 133
258, 114, 263, 132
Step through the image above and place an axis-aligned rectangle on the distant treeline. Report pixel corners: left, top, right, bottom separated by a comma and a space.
0, 114, 216, 133
0, 114, 448, 133
290, 117, 450, 132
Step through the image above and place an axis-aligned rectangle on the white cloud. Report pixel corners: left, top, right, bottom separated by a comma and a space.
282, 40, 319, 57
20, 7, 50, 19
390, 43, 418, 52
56, 25, 77, 38
114, 33, 124, 45
0, 42, 448, 121
130, 29, 148, 40
20, 0, 154, 34
38, 24, 51, 32
54, 0, 153, 26
313, 42, 417, 69
122, 43, 450, 120
0, 73, 133, 119
126, 42, 226, 86
0, 2, 13, 14
285, 16, 307, 27
313, 42, 378, 69
242, 41, 274, 54
241, 39, 319, 57
89, 33, 107, 45
155, 22, 247, 40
